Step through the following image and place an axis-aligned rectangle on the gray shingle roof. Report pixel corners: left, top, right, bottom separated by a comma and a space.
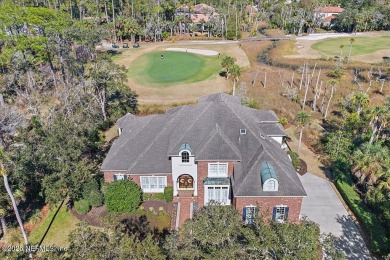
101, 93, 306, 197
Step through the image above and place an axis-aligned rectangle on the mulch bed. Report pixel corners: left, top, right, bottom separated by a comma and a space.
297, 159, 308, 175
70, 205, 106, 227
70, 201, 175, 228
142, 200, 174, 213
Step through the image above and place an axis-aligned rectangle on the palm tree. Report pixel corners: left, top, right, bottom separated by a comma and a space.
351, 93, 370, 116
221, 56, 234, 79
352, 143, 389, 186
324, 79, 337, 119
339, 45, 344, 63
295, 111, 312, 154
0, 152, 29, 248
230, 64, 242, 96
347, 38, 355, 63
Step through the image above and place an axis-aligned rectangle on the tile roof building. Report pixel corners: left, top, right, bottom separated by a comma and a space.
102, 93, 306, 228
315, 6, 344, 26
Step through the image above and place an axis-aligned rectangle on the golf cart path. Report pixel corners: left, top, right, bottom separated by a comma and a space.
300, 173, 371, 259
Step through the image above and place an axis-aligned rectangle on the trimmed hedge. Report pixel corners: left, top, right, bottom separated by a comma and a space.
164, 186, 174, 203
74, 199, 91, 215
143, 193, 165, 201
105, 180, 142, 213
82, 178, 104, 207
287, 151, 301, 170
334, 166, 390, 255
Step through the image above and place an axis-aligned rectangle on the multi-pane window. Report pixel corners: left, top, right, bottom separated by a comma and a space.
181, 151, 190, 163
208, 163, 228, 177
273, 205, 289, 223
114, 174, 126, 181
140, 176, 167, 192
206, 186, 229, 204
266, 180, 276, 191
244, 206, 257, 224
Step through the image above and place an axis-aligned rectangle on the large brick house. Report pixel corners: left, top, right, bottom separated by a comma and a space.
102, 93, 306, 228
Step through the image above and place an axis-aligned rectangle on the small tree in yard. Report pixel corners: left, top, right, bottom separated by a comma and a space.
82, 178, 104, 207
105, 180, 142, 213
295, 111, 312, 155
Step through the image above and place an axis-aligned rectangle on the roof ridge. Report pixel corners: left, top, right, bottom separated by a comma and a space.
169, 101, 213, 153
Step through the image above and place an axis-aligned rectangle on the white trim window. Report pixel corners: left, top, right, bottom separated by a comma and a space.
243, 206, 258, 224
273, 205, 289, 223
114, 174, 126, 181
205, 186, 230, 205
140, 176, 167, 192
208, 163, 228, 177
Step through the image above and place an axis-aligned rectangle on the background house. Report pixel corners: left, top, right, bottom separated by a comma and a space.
315, 6, 344, 26
102, 93, 306, 228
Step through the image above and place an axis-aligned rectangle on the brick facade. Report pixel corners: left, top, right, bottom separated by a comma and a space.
103, 172, 172, 193
234, 196, 303, 223
195, 161, 236, 208
103, 164, 303, 226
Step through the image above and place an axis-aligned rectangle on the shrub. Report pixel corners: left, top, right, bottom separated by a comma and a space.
74, 199, 91, 215
30, 209, 42, 224
82, 178, 104, 207
105, 180, 142, 213
164, 186, 174, 202
287, 151, 301, 170
243, 99, 259, 109
279, 117, 288, 127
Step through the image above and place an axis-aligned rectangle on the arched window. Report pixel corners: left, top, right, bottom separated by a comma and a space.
181, 151, 189, 163
178, 175, 194, 189
266, 180, 275, 191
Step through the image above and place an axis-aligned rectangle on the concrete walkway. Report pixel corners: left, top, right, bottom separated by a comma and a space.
300, 173, 371, 259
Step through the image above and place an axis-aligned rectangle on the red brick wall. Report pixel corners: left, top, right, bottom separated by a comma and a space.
103, 172, 172, 193
234, 197, 303, 223
196, 161, 236, 207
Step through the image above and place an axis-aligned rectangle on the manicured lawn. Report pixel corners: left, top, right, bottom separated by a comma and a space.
28, 202, 80, 247
312, 36, 390, 56
128, 51, 221, 87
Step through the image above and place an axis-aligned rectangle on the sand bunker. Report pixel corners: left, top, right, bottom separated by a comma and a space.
166, 48, 219, 56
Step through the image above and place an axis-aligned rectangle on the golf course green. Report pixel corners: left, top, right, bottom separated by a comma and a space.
128, 51, 221, 86
312, 36, 390, 56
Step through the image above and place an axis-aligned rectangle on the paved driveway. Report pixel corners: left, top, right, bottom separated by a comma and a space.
299, 173, 371, 259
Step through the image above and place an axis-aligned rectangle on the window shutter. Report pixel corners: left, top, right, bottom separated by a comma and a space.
123, 175, 128, 180
242, 207, 247, 222
254, 207, 259, 218
113, 174, 117, 181
272, 207, 277, 221
285, 207, 289, 221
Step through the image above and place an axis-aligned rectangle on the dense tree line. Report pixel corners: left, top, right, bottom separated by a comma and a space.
0, 3, 137, 241
322, 93, 390, 255
0, 204, 343, 259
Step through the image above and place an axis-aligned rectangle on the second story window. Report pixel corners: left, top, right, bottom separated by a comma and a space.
208, 163, 228, 177
181, 151, 190, 163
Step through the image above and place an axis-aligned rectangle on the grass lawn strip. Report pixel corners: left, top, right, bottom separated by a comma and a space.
312, 36, 390, 57
28, 201, 80, 247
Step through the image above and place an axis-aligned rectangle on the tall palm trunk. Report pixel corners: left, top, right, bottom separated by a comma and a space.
298, 127, 303, 154
3, 174, 29, 246
0, 215, 6, 236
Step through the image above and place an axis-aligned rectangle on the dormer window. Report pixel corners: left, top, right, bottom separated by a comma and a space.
181, 151, 190, 163
260, 162, 279, 191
